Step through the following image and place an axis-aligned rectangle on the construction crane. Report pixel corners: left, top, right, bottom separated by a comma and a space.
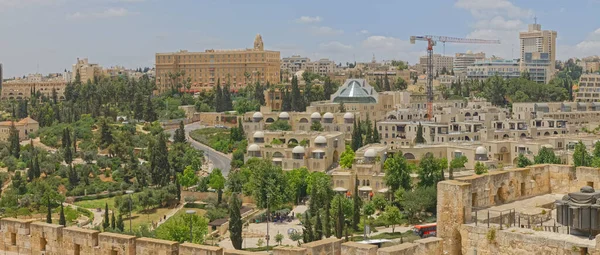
410, 35, 500, 120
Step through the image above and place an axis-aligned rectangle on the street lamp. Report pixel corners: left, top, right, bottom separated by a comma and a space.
186, 210, 196, 243
125, 190, 134, 232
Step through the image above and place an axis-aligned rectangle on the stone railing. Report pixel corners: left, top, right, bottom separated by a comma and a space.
0, 218, 442, 255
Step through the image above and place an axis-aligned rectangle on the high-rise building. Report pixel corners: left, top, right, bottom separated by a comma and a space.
155, 34, 280, 93
418, 54, 453, 75
466, 59, 521, 81
453, 51, 485, 76
0, 63, 3, 90
519, 22, 557, 83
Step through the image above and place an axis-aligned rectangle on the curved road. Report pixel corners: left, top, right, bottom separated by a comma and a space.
168, 122, 232, 176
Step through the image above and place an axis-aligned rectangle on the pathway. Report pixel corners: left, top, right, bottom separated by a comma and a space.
154, 202, 186, 229
63, 202, 105, 228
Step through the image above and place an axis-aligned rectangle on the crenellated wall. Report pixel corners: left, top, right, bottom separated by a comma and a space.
0, 219, 441, 255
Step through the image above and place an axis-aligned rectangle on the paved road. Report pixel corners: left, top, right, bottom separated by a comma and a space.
167, 122, 232, 176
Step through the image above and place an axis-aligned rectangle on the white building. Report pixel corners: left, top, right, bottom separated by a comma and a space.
466, 59, 521, 81
418, 54, 454, 75
454, 51, 485, 77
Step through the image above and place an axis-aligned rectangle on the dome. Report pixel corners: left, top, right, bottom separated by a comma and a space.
311, 112, 322, 119
279, 112, 290, 119
292, 146, 305, 154
364, 149, 376, 158
323, 112, 334, 119
253, 131, 264, 138
314, 136, 327, 144
466, 50, 473, 54
475, 146, 487, 155
248, 144, 260, 152
252, 112, 263, 119
344, 112, 354, 119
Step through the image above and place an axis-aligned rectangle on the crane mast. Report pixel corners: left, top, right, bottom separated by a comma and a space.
410, 35, 500, 121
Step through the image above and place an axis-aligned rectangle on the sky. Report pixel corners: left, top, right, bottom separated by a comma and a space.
1, 0, 600, 78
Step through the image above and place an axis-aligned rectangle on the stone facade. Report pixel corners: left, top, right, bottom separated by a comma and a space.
0, 222, 440, 255
437, 164, 600, 254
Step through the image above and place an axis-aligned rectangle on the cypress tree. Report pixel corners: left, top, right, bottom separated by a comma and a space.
324, 199, 331, 238
314, 211, 323, 240
384, 72, 391, 91
335, 196, 344, 239
72, 129, 77, 154
229, 193, 243, 249
352, 176, 361, 231
173, 121, 186, 143
302, 212, 314, 243
59, 203, 66, 226
291, 76, 303, 112
144, 96, 157, 122
223, 83, 233, 111
282, 88, 292, 111
415, 122, 426, 144
254, 81, 265, 106
365, 115, 373, 144
323, 76, 334, 100
46, 196, 52, 224
116, 214, 125, 232
9, 122, 20, 159
103, 202, 110, 230
215, 80, 223, 112
372, 121, 380, 143
111, 211, 116, 230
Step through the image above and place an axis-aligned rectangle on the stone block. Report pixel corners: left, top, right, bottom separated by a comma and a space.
376, 243, 418, 255
62, 226, 99, 255
301, 237, 342, 255
179, 243, 223, 255
341, 242, 377, 255
272, 246, 307, 255
135, 237, 179, 255
98, 232, 137, 255
30, 222, 64, 255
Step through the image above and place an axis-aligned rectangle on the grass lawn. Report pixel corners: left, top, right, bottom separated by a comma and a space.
74, 197, 116, 210
124, 207, 174, 231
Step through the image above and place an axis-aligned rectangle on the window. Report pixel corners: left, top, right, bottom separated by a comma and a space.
10, 233, 16, 245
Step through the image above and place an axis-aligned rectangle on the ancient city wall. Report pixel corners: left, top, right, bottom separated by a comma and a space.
438, 164, 600, 255
459, 224, 600, 255
0, 219, 441, 255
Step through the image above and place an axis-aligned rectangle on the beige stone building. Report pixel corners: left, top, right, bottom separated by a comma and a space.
417, 54, 454, 75
577, 73, 600, 102
513, 102, 600, 127
72, 58, 102, 83
0, 117, 39, 142
0, 78, 67, 101
155, 34, 281, 93
453, 51, 485, 76
246, 131, 345, 171
519, 23, 557, 83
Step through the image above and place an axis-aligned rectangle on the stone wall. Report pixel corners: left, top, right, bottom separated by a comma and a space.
437, 164, 600, 255
375, 238, 443, 255
0, 219, 441, 255
459, 224, 600, 255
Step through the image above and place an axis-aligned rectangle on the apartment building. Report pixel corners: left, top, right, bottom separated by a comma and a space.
576, 73, 600, 102
246, 131, 345, 172
418, 54, 453, 75
519, 23, 557, 83
281, 55, 310, 74
305, 59, 337, 76
155, 34, 280, 93
454, 51, 485, 76
513, 102, 600, 127
72, 58, 102, 83
466, 59, 521, 81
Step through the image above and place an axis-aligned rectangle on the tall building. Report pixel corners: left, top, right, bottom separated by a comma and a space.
305, 59, 337, 76
418, 54, 453, 75
453, 51, 485, 76
576, 74, 600, 102
0, 63, 3, 90
281, 55, 311, 74
155, 34, 280, 93
519, 22, 557, 83
72, 58, 102, 83
466, 59, 521, 81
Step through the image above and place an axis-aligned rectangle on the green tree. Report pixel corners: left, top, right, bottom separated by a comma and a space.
275, 233, 284, 246
517, 154, 533, 168
372, 194, 388, 211
209, 168, 226, 204
302, 212, 314, 243
383, 72, 391, 91
594, 141, 600, 158
116, 214, 124, 232
534, 147, 561, 164
103, 202, 110, 230
331, 195, 351, 239
399, 187, 436, 223
310, 121, 323, 131
229, 193, 243, 249
111, 211, 116, 230
155, 213, 208, 244
150, 134, 171, 186
384, 153, 412, 199
253, 81, 266, 106
449, 155, 468, 180
286, 167, 309, 204
291, 76, 304, 112
382, 205, 403, 233
178, 166, 199, 189
340, 145, 355, 169
394, 77, 408, 90
231, 149, 245, 169
484, 75, 507, 106
223, 83, 234, 111
243, 159, 287, 209
8, 122, 20, 159
267, 120, 292, 131
145, 96, 157, 122
372, 121, 380, 143
574, 141, 591, 167
215, 80, 223, 112
282, 88, 292, 112
417, 154, 445, 188
474, 161, 488, 175
46, 196, 52, 224
323, 77, 335, 100
351, 118, 363, 151
314, 211, 323, 240
415, 122, 425, 144
173, 121, 186, 144
59, 203, 66, 226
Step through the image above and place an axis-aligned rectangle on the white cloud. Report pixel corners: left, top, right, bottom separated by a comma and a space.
473, 16, 523, 31
360, 36, 422, 63
455, 0, 532, 19
319, 41, 353, 53
296, 16, 322, 24
357, 30, 369, 35
0, 0, 65, 10
558, 27, 600, 59
310, 26, 343, 36
67, 8, 137, 19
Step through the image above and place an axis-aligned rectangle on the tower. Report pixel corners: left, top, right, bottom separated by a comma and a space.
254, 34, 264, 51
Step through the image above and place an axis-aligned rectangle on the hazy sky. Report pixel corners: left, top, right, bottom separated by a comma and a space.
1, 0, 599, 78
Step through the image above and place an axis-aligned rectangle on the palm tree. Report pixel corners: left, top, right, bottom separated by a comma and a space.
244, 71, 251, 85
